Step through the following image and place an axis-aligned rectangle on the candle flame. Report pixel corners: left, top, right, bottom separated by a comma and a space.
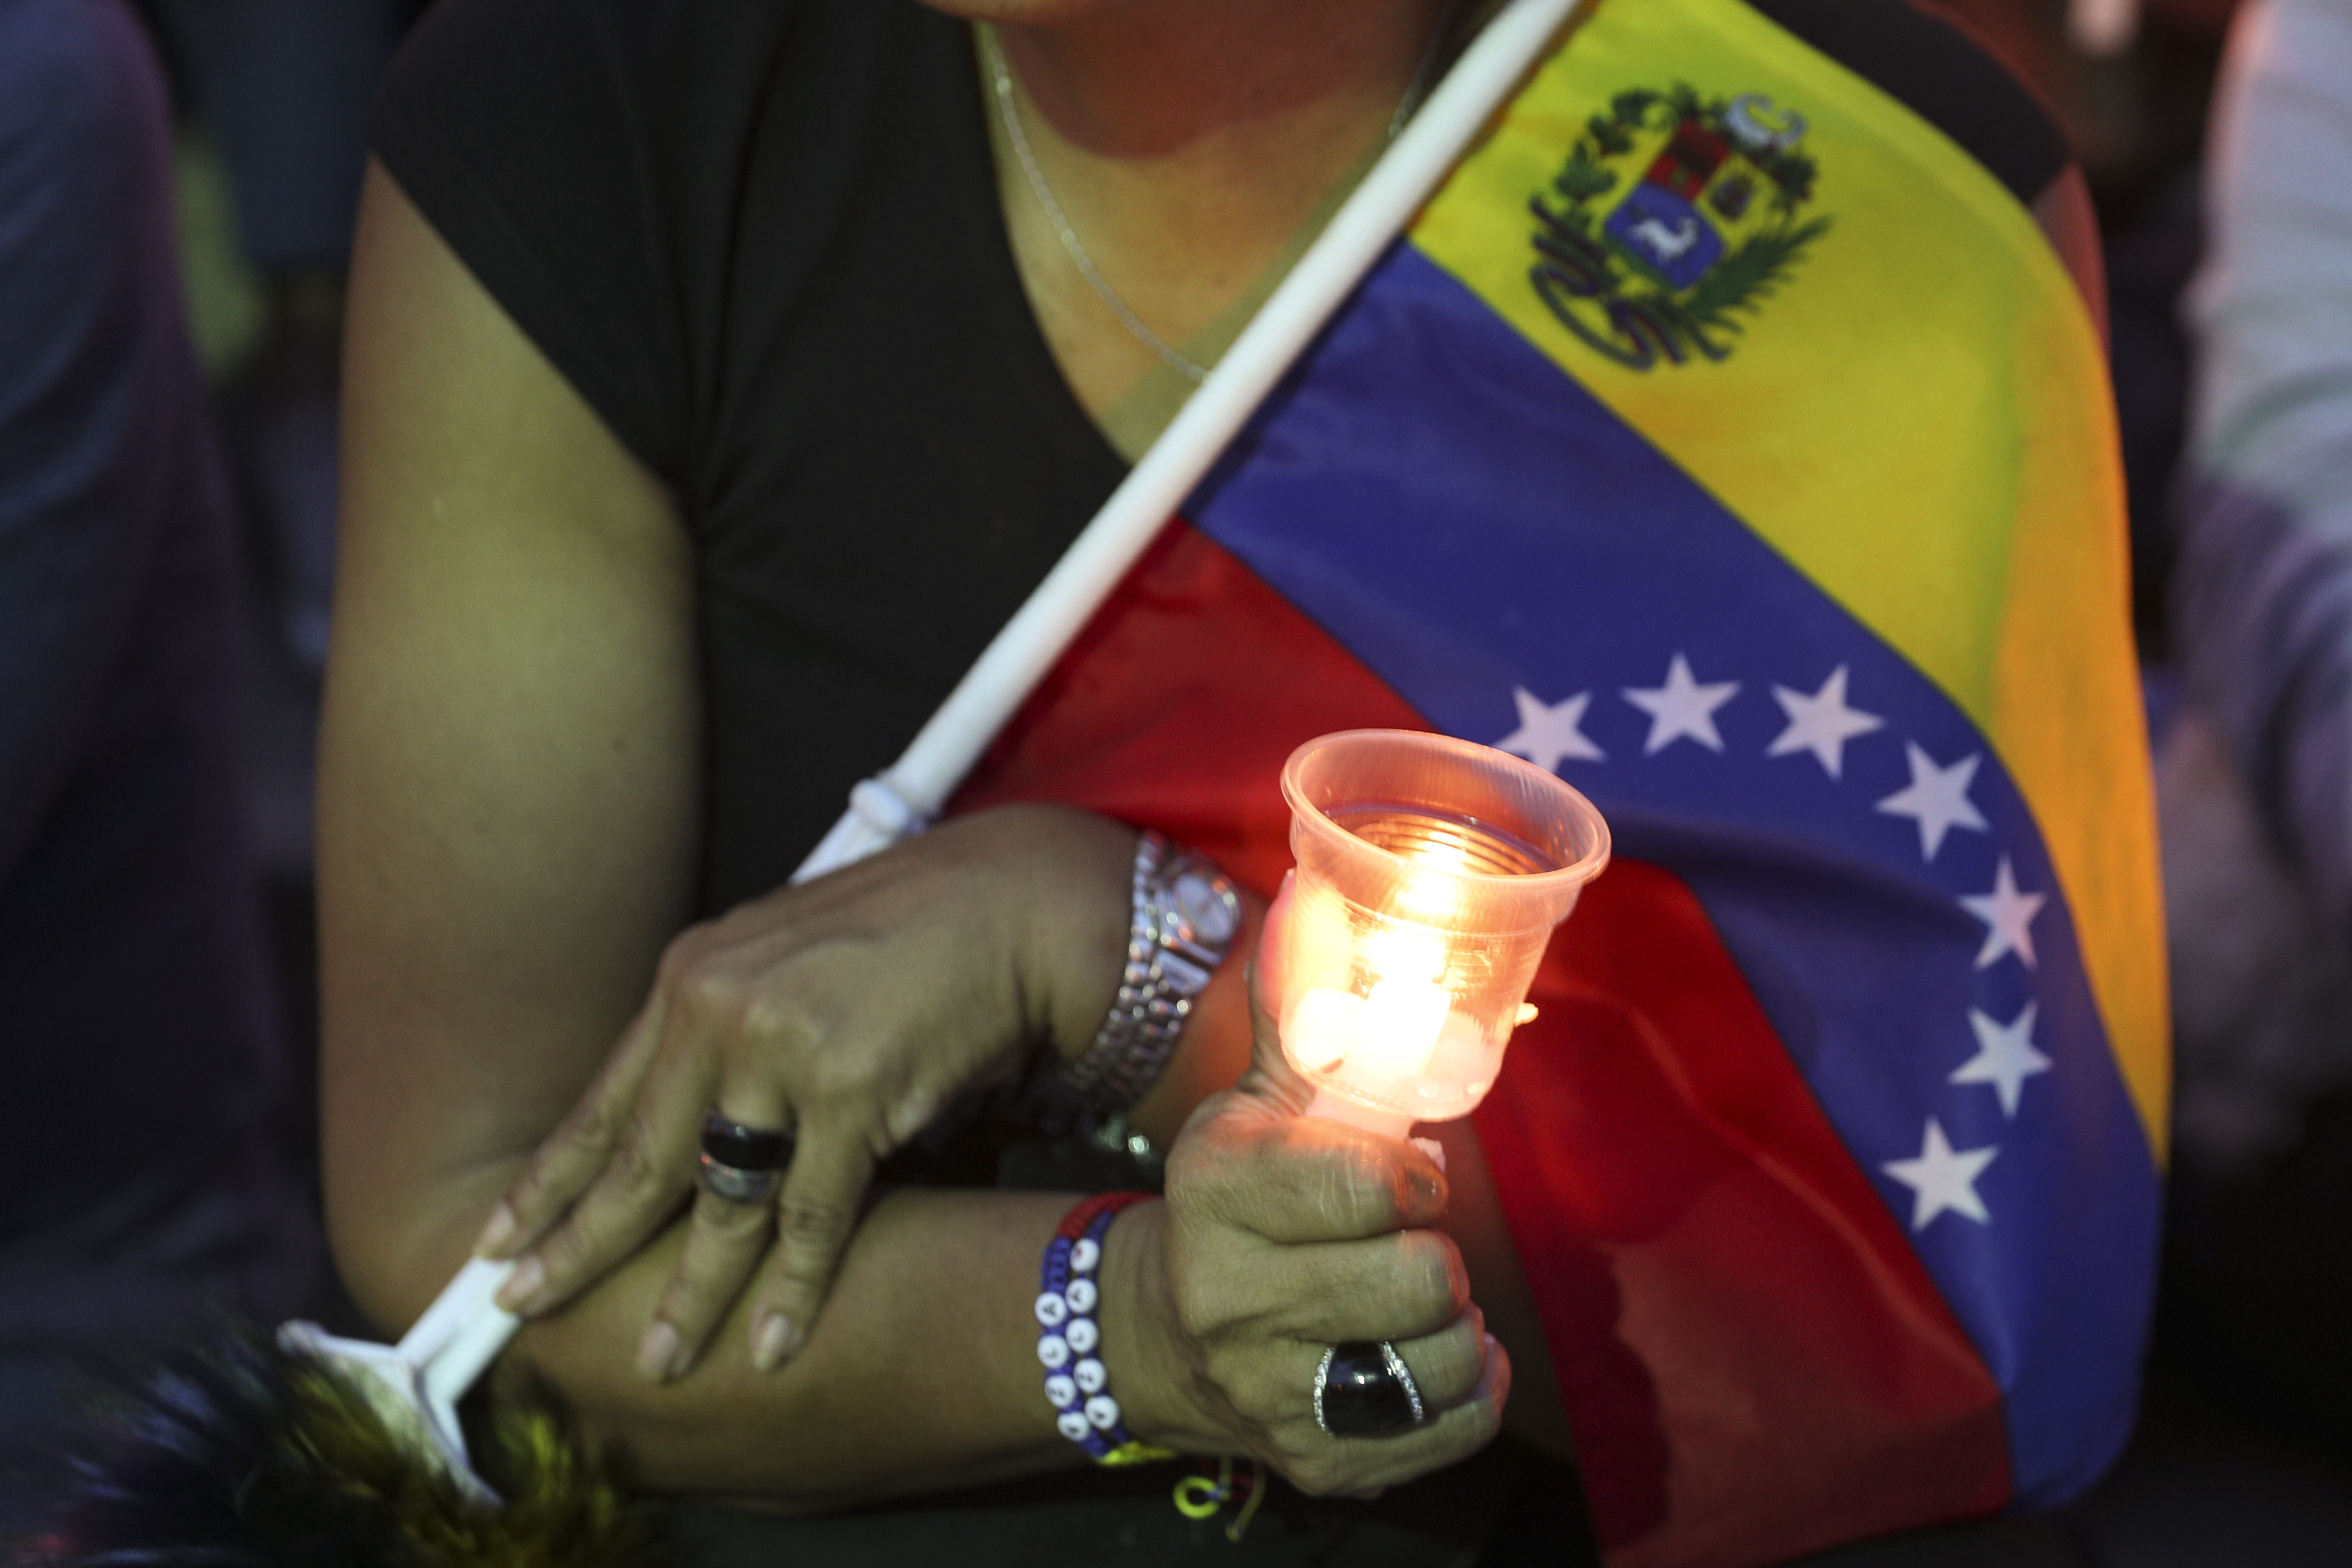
1361, 922, 1446, 986
1286, 809, 1536, 1104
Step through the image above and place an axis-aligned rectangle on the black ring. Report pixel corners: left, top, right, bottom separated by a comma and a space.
700, 1111, 794, 1173
1314, 1340, 1426, 1437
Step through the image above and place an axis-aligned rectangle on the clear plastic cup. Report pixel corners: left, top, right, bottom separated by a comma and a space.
1277, 730, 1611, 1136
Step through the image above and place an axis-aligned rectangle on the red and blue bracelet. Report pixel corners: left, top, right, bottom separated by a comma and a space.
1035, 1191, 1174, 1467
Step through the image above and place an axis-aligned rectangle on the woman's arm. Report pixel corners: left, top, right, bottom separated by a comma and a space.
321, 159, 702, 1335
319, 162, 1129, 1497
323, 162, 1094, 1497
322, 161, 1499, 1503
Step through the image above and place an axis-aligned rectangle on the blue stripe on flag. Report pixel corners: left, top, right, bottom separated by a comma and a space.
1188, 241, 2158, 1506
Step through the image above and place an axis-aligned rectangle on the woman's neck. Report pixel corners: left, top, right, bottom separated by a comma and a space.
983, 0, 1452, 419
997, 0, 1446, 157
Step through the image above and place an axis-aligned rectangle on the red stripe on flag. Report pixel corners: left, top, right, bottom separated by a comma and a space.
952, 523, 2009, 1562
1490, 864, 2009, 1565
953, 522, 1424, 894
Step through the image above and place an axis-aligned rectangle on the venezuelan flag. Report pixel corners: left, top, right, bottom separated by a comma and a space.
956, 0, 2166, 1560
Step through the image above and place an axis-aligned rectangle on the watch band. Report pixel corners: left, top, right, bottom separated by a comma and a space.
1063, 832, 1242, 1113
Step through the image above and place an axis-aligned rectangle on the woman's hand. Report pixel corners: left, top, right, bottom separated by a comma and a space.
1109, 872, 1510, 1495
474, 804, 1138, 1380
1112, 1086, 1508, 1495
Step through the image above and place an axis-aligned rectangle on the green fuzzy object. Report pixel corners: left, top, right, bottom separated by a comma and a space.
21, 1328, 667, 1567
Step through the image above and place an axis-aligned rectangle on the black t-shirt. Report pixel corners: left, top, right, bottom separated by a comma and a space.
370, 0, 2067, 923
375, 0, 1124, 916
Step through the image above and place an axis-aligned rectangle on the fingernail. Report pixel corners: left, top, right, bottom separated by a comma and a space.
752, 1313, 793, 1372
637, 1320, 682, 1383
473, 1203, 517, 1258
496, 1255, 544, 1313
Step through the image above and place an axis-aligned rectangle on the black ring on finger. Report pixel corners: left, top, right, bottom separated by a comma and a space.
698, 1111, 794, 1203
701, 1112, 794, 1171
1313, 1340, 1426, 1437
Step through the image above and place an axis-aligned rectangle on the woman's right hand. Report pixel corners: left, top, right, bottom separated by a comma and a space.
1113, 876, 1510, 1495
1116, 1084, 1508, 1495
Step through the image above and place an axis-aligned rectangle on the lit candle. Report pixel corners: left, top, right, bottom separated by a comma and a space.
1285, 910, 1451, 1084
1276, 730, 1611, 1139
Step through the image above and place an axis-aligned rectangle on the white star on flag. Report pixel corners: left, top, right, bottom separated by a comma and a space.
1882, 1118, 1998, 1231
1494, 686, 1605, 771
1624, 653, 1740, 755
1960, 856, 2045, 969
1950, 1002, 2052, 1117
1766, 664, 1883, 778
1877, 743, 1989, 860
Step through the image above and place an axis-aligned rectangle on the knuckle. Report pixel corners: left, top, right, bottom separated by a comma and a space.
674, 957, 742, 1025
739, 987, 816, 1052
800, 1058, 867, 1112
653, 928, 713, 992
515, 1116, 615, 1214
1396, 1234, 1467, 1319
1486, 1343, 1514, 1408
605, 1119, 670, 1199
697, 1193, 774, 1240
774, 1194, 852, 1251
1167, 1275, 1229, 1343
1160, 1151, 1210, 1216
1427, 1394, 1502, 1460
1417, 1329, 1482, 1405
1447, 1320, 1490, 1385
1221, 1373, 1284, 1428
1353, 1154, 1415, 1229
666, 1251, 753, 1321
536, 1218, 597, 1282
1162, 1119, 1221, 1184
660, 1275, 726, 1327
882, 1089, 939, 1149
1164, 1114, 1255, 1215
503, 1159, 554, 1217
1285, 1455, 1350, 1498
564, 1101, 622, 1160
1301, 1141, 1402, 1232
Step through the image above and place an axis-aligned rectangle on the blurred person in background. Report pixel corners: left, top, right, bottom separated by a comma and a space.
2164, 0, 2352, 1467
0, 0, 318, 1527
139, 0, 425, 678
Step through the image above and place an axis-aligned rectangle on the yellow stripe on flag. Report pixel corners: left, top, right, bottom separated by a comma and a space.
1412, 0, 2168, 1154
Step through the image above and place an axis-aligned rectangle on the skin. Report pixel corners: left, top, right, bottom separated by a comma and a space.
323, 0, 1533, 1507
973, 0, 1455, 417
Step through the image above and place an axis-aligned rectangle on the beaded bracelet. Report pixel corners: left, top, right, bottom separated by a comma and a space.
1035, 1191, 1175, 1467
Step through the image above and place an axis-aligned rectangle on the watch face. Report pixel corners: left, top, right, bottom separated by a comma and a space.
1170, 870, 1239, 944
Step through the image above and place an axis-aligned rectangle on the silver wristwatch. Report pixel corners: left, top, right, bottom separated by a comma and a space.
1062, 832, 1242, 1113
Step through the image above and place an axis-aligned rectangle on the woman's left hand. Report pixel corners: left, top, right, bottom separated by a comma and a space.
472, 803, 1139, 1381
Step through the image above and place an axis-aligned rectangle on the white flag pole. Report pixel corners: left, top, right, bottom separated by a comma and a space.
793, 0, 1585, 882
285, 0, 1586, 1498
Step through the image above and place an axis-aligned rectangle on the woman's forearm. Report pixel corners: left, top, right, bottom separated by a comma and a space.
381, 1164, 1190, 1506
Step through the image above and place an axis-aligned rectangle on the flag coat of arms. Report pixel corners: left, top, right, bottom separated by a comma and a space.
954, 0, 2167, 1560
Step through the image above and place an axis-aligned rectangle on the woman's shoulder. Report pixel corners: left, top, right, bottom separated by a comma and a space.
368, 0, 967, 481
373, 0, 928, 173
